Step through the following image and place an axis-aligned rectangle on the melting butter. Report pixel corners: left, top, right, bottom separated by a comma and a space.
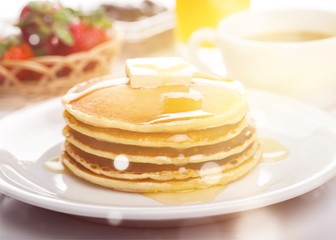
126, 57, 194, 88
192, 71, 226, 81
162, 89, 203, 114
132, 63, 190, 75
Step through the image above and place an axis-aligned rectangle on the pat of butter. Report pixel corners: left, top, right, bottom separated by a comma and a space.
126, 57, 195, 88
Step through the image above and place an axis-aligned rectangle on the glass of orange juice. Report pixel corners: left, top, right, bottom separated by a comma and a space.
175, 0, 249, 44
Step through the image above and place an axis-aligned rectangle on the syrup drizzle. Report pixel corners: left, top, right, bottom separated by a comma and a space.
259, 138, 289, 162
145, 110, 215, 124
62, 77, 129, 103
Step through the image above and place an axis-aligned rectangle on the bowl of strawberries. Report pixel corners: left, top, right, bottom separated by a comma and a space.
0, 1, 121, 108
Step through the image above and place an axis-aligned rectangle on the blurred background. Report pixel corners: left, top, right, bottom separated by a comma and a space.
2, 0, 336, 108
2, 0, 336, 38
2, 0, 336, 19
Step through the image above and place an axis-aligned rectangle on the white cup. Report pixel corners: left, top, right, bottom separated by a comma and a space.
188, 9, 336, 107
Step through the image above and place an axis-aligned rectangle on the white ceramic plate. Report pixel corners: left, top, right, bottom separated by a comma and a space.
1, 90, 336, 221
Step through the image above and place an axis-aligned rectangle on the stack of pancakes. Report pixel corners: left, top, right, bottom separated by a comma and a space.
61, 76, 261, 193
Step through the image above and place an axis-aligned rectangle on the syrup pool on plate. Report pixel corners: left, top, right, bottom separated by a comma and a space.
259, 138, 289, 162
143, 185, 227, 205
44, 157, 65, 173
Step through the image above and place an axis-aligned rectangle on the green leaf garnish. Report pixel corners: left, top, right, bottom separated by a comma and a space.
0, 44, 6, 57
28, 1, 42, 12
54, 9, 72, 24
53, 25, 74, 46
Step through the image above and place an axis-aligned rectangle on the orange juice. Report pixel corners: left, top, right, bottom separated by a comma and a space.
175, 0, 249, 43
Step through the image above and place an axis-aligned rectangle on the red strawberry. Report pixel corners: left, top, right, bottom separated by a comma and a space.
15, 1, 113, 58
2, 43, 33, 60
17, 2, 112, 57
17, 1, 72, 56
51, 7, 112, 56
0, 36, 41, 81
0, 36, 33, 60
53, 22, 109, 56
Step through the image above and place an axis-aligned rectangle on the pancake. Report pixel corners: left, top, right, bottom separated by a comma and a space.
60, 57, 261, 193
63, 125, 257, 164
62, 77, 247, 132
62, 146, 261, 193
63, 110, 249, 148
64, 141, 260, 181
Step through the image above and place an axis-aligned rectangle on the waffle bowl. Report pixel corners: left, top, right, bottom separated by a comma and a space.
0, 34, 121, 109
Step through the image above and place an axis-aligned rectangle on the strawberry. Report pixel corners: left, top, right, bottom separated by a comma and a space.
17, 2, 112, 56
1, 43, 33, 60
0, 36, 42, 81
0, 36, 33, 60
51, 7, 112, 56
52, 22, 109, 56
17, 1, 73, 56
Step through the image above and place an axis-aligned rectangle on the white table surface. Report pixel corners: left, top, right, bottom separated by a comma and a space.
2, 1, 336, 239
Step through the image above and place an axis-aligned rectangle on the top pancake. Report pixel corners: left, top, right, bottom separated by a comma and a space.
62, 77, 247, 132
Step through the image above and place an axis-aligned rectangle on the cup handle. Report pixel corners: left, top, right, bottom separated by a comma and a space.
188, 27, 224, 76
